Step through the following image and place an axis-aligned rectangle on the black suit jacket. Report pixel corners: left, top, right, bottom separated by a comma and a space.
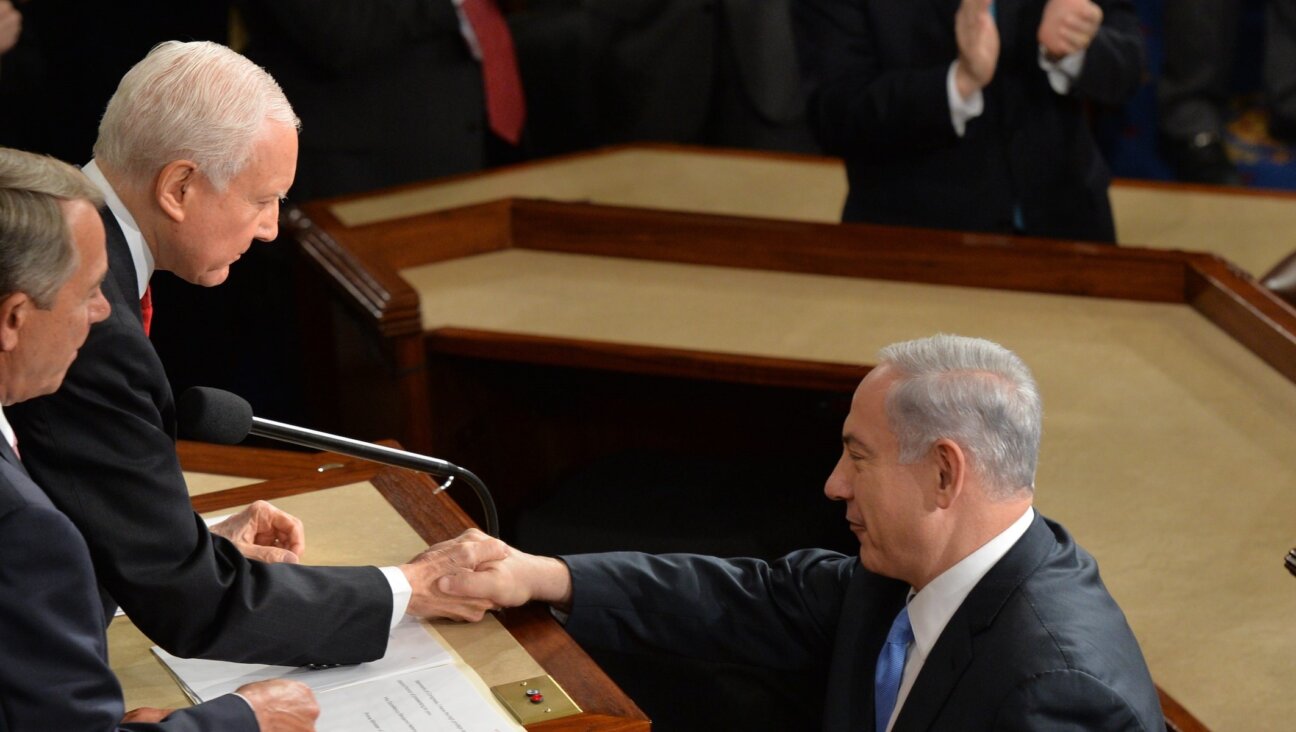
237, 0, 486, 201
562, 513, 1165, 731
793, 0, 1144, 242
6, 209, 392, 666
581, 0, 815, 150
0, 437, 256, 730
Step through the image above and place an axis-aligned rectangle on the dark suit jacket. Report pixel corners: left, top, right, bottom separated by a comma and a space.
237, 0, 486, 201
582, 0, 817, 151
562, 513, 1165, 731
0, 438, 255, 730
793, 0, 1144, 242
6, 209, 393, 666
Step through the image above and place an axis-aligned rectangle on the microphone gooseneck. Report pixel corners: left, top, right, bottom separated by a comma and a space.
177, 387, 500, 537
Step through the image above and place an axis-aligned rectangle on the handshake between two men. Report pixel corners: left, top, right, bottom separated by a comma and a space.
213, 502, 520, 621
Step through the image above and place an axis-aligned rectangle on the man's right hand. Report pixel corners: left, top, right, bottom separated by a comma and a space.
438, 541, 574, 613
399, 528, 510, 621
235, 679, 319, 732
0, 1, 22, 55
955, 0, 1000, 100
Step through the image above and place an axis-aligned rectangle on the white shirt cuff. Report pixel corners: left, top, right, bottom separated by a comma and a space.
230, 692, 255, 716
380, 565, 413, 628
1038, 46, 1087, 94
947, 61, 985, 137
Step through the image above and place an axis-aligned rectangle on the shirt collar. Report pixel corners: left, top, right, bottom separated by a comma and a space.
82, 160, 154, 298
905, 506, 1035, 658
0, 405, 15, 452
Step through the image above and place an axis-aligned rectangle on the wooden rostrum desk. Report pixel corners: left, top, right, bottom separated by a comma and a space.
286, 174, 1296, 730
108, 441, 649, 731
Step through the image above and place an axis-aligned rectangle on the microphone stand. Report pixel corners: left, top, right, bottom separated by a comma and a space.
251, 417, 500, 538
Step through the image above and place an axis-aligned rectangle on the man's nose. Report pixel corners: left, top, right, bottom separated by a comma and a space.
256, 201, 280, 241
823, 457, 849, 501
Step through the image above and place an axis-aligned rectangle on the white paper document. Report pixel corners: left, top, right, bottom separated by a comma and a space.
152, 618, 521, 731
318, 664, 517, 732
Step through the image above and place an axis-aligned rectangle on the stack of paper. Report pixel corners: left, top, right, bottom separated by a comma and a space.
153, 618, 523, 732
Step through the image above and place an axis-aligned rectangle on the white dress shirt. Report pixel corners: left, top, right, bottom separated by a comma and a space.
0, 405, 16, 457
883, 507, 1036, 732
79, 160, 413, 627
946, 49, 1087, 137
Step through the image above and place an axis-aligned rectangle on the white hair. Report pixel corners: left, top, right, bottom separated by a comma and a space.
94, 41, 299, 191
879, 334, 1042, 498
0, 148, 104, 308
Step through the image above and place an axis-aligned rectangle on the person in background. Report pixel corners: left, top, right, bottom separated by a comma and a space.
793, 0, 1143, 243
1157, 0, 1296, 185
236, 0, 524, 202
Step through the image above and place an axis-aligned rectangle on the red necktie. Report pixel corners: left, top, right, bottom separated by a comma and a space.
460, 0, 526, 145
140, 285, 153, 337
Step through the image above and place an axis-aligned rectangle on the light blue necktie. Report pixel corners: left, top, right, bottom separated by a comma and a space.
874, 605, 914, 732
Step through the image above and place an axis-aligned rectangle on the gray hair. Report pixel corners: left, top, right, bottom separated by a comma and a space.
94, 40, 299, 191
879, 334, 1041, 498
0, 148, 105, 308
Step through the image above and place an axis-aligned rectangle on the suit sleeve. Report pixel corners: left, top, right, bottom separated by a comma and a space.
561, 550, 854, 671
1069, 0, 1144, 106
792, 0, 960, 159
123, 695, 257, 732
993, 669, 1159, 731
6, 300, 393, 666
0, 504, 257, 731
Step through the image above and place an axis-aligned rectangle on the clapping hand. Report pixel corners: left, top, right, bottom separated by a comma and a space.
1038, 0, 1103, 60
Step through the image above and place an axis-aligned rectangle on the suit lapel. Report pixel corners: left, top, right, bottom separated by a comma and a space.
831, 570, 909, 731
0, 436, 28, 478
98, 208, 146, 333
892, 514, 1056, 731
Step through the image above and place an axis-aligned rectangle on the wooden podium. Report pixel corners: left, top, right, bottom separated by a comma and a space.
273, 147, 1296, 730
108, 441, 649, 731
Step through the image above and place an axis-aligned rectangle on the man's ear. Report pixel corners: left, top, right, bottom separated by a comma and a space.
155, 160, 200, 223
0, 292, 31, 353
931, 438, 967, 509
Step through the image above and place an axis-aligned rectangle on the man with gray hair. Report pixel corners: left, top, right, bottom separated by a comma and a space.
7, 41, 506, 669
0, 146, 320, 730
439, 334, 1166, 731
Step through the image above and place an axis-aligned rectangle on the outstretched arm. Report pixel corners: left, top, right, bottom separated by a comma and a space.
437, 539, 574, 612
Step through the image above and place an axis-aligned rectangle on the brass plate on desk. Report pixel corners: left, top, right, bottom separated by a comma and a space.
491, 674, 581, 724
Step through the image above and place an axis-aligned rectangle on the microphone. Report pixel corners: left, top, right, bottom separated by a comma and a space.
177, 387, 499, 537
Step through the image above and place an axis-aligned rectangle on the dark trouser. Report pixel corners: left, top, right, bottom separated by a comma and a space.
1158, 0, 1296, 138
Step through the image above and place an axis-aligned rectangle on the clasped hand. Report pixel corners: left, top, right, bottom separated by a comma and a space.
1038, 0, 1104, 60
401, 529, 572, 620
210, 511, 544, 623
0, 1, 21, 56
